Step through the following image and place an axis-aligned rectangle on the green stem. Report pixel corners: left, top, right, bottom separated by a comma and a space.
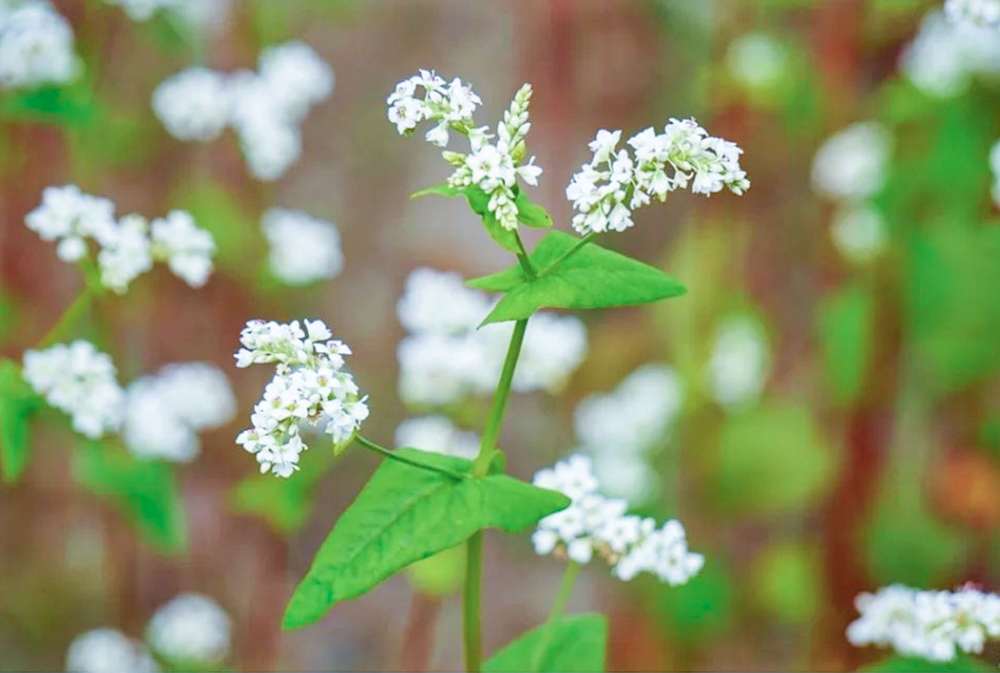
464, 316, 531, 672
464, 533, 484, 672
531, 561, 582, 670
354, 435, 466, 481
538, 232, 598, 277
514, 231, 537, 279
471, 318, 529, 477
37, 289, 95, 348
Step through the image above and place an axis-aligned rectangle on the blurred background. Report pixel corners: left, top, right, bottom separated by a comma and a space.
2, 0, 1000, 670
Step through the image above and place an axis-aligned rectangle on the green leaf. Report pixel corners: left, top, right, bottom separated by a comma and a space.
0, 359, 38, 483
514, 190, 553, 229
74, 442, 187, 554
817, 283, 874, 406
406, 544, 466, 596
860, 654, 995, 672
409, 183, 460, 200
282, 449, 569, 630
468, 230, 687, 324
483, 613, 608, 672
463, 186, 519, 253
0, 84, 96, 127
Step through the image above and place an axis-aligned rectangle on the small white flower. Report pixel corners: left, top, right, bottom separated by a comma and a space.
707, 315, 769, 408
66, 628, 157, 673
23, 341, 125, 439
812, 122, 892, 203
152, 67, 232, 142
568, 118, 748, 236
261, 208, 343, 285
25, 185, 117, 261
0, 1, 79, 89
533, 455, 703, 586
257, 41, 334, 123
901, 10, 1000, 99
945, 0, 1000, 31
146, 593, 231, 664
97, 214, 153, 294
150, 210, 216, 287
123, 363, 235, 462
831, 204, 888, 264
235, 319, 367, 477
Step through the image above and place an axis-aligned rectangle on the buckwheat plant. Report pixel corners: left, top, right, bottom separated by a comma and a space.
245, 70, 748, 672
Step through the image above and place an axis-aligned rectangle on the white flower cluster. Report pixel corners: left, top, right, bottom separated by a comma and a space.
707, 315, 769, 408
387, 70, 542, 231
945, 0, 1000, 31
574, 364, 683, 505
532, 455, 704, 585
394, 415, 479, 460
153, 41, 333, 180
104, 0, 231, 31
811, 123, 892, 264
123, 363, 235, 463
0, 0, 78, 89
22, 340, 125, 439
566, 121, 749, 236
261, 207, 343, 285
396, 268, 587, 407
25, 185, 216, 291
66, 593, 231, 672
847, 584, 1000, 663
235, 319, 368, 478
901, 10, 1000, 99
66, 628, 157, 673
146, 593, 232, 664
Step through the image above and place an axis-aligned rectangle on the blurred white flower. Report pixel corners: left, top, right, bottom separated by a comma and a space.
396, 268, 587, 407
105, 0, 231, 31
707, 315, 769, 408
258, 41, 334, 123
811, 122, 891, 202
574, 364, 683, 504
66, 628, 157, 673
901, 11, 1000, 98
22, 341, 125, 439
25, 185, 117, 262
944, 0, 1000, 31
152, 67, 232, 142
150, 210, 216, 287
26, 187, 215, 292
124, 363, 236, 463
261, 208, 343, 285
726, 33, 789, 91
396, 267, 491, 335
0, 0, 79, 89
97, 214, 153, 294
532, 455, 704, 585
831, 204, 887, 264
395, 415, 479, 460
152, 41, 332, 181
146, 593, 231, 664
848, 584, 1000, 663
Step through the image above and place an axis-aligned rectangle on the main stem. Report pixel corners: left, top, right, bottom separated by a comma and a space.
464, 317, 530, 672
531, 561, 581, 670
